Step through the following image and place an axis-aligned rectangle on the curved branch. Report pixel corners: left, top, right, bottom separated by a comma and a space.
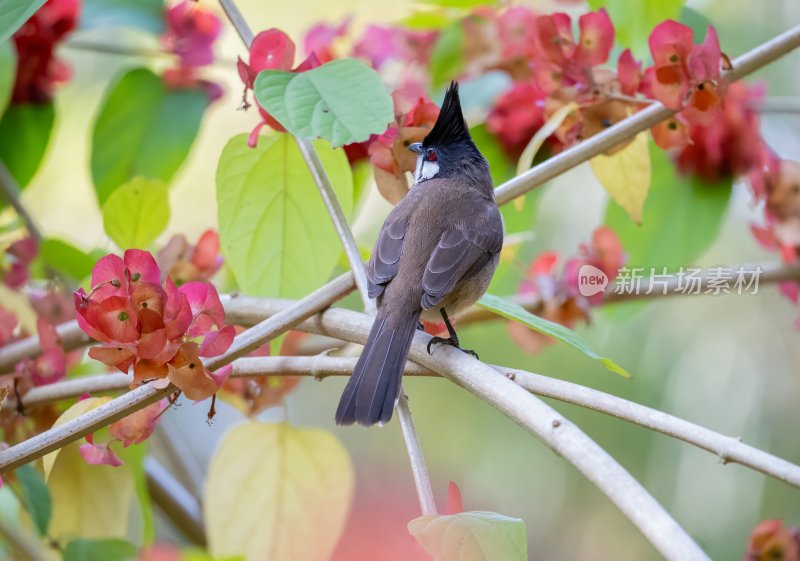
16, 354, 800, 490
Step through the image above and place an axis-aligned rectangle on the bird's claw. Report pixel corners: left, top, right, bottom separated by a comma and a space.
426, 336, 479, 360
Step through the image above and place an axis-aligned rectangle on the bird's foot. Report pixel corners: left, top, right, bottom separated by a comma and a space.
426, 336, 479, 359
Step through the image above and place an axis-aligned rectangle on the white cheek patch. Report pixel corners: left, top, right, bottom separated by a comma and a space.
415, 159, 439, 183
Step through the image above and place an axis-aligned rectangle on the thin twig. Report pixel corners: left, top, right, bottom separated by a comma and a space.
215, 0, 433, 515
13, 354, 800, 490
0, 517, 47, 561
63, 38, 238, 66
0, 160, 42, 242
494, 24, 800, 205
145, 457, 206, 546
0, 272, 356, 474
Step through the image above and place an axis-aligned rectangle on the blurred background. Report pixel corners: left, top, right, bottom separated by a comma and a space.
9, 0, 800, 559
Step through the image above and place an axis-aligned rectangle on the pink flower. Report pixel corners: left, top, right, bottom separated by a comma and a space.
497, 6, 538, 61
76, 250, 234, 402
14, 318, 66, 387
79, 433, 123, 467
648, 21, 723, 123
3, 237, 38, 289
0, 307, 18, 347
563, 226, 626, 305
487, 81, 546, 159
353, 25, 436, 69
157, 229, 223, 285
303, 17, 350, 63
109, 399, 168, 446
237, 29, 322, 147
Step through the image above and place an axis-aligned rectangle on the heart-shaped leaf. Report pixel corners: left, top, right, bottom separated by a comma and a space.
254, 59, 393, 147
63, 538, 137, 561
91, 68, 208, 204
216, 133, 352, 298
102, 177, 170, 250
205, 422, 354, 561
409, 510, 527, 561
0, 0, 46, 42
591, 131, 651, 224
0, 102, 54, 188
15, 464, 51, 536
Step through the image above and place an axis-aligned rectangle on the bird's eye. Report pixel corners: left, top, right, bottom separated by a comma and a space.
426, 150, 437, 162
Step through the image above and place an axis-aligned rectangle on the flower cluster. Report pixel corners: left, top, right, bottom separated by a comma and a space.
74, 250, 235, 401
2, 237, 37, 290
10, 0, 79, 104
510, 227, 626, 352
160, 0, 223, 101
157, 228, 223, 285
743, 519, 800, 561
237, 29, 322, 147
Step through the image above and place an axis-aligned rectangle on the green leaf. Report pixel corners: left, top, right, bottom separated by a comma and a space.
0, 0, 46, 42
39, 238, 96, 281
205, 422, 354, 561
398, 11, 452, 30
409, 510, 527, 561
102, 177, 170, 250
216, 134, 353, 298
117, 441, 154, 545
0, 41, 17, 117
80, 0, 164, 34
254, 59, 393, 148
15, 465, 51, 536
63, 538, 137, 561
0, 102, 55, 188
588, 0, 685, 58
478, 293, 631, 378
91, 68, 208, 204
419, 0, 497, 7
429, 20, 464, 88
679, 6, 714, 39
604, 141, 731, 268
590, 131, 651, 223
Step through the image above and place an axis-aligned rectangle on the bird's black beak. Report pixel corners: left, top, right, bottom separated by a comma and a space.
408, 142, 423, 155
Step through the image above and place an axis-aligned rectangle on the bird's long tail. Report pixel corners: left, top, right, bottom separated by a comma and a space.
335, 309, 420, 426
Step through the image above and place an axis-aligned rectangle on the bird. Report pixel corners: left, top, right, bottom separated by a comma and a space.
335, 81, 504, 426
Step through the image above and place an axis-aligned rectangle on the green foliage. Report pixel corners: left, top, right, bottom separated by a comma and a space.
91, 68, 207, 204
588, 0, 685, 57
470, 124, 514, 188
118, 441, 155, 545
679, 6, 714, 38
399, 11, 452, 30
0, 41, 16, 117
409, 511, 527, 561
429, 21, 464, 88
102, 177, 170, 250
216, 134, 353, 298
419, 0, 497, 7
79, 0, 164, 34
0, 0, 46, 42
254, 59, 393, 147
39, 238, 96, 281
604, 141, 732, 268
478, 294, 631, 378
0, 102, 54, 188
63, 538, 137, 561
15, 464, 51, 536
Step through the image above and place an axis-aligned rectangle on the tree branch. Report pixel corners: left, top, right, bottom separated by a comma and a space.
12, 354, 800, 490
494, 24, 800, 205
0, 271, 356, 473
145, 457, 206, 546
0, 517, 47, 561
0, 160, 42, 243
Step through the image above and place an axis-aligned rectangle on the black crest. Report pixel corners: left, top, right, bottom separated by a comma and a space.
423, 81, 472, 148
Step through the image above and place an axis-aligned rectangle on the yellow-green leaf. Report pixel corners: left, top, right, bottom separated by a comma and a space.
590, 131, 651, 224
44, 398, 134, 541
102, 177, 169, 250
205, 422, 354, 561
409, 510, 527, 561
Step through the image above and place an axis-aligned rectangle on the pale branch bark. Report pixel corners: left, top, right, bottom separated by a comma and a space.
225, 301, 712, 560
217, 0, 434, 515
11, 354, 800, 490
0, 517, 47, 561
0, 160, 42, 243
2, 261, 796, 375
145, 457, 206, 547
494, 23, 800, 206
0, 272, 356, 474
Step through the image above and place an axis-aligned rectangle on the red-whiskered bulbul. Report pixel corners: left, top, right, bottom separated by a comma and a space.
336, 82, 504, 426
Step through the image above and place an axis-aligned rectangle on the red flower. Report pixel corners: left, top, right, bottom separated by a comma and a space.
157, 229, 223, 285
487, 81, 546, 159
743, 519, 800, 561
3, 236, 38, 290
10, 0, 79, 104
563, 226, 626, 305
353, 24, 436, 70
368, 85, 439, 204
303, 17, 350, 64
648, 21, 723, 123
237, 29, 322, 147
14, 318, 66, 387
75, 250, 234, 401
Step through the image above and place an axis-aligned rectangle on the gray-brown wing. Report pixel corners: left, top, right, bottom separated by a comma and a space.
421, 224, 503, 309
367, 215, 409, 298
